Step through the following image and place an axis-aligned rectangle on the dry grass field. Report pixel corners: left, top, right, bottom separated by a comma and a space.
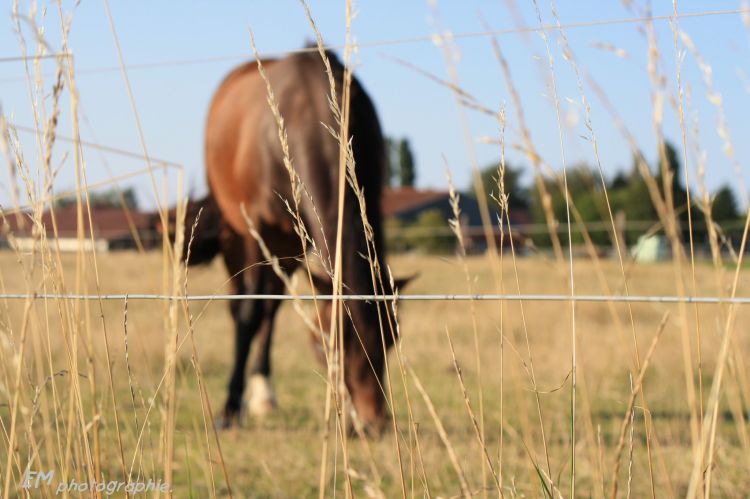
3, 3, 750, 498
1, 250, 749, 497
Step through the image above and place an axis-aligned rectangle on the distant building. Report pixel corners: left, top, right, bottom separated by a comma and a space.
631, 234, 671, 262
0, 205, 159, 252
382, 187, 531, 252
1, 188, 532, 254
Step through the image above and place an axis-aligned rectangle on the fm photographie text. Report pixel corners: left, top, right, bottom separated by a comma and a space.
21, 470, 170, 495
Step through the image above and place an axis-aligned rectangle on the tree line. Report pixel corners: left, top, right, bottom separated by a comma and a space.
68, 137, 740, 251
478, 140, 743, 247
55, 187, 139, 210
384, 137, 416, 188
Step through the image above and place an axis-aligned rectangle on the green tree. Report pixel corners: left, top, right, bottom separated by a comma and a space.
384, 136, 417, 188
384, 217, 406, 252
712, 185, 739, 223
624, 171, 658, 221
56, 186, 139, 209
478, 162, 528, 212
564, 163, 599, 195
609, 145, 695, 244
406, 209, 453, 253
656, 141, 688, 216
607, 154, 659, 244
711, 184, 744, 241
398, 138, 416, 187
383, 137, 397, 188
529, 163, 610, 246
609, 171, 628, 190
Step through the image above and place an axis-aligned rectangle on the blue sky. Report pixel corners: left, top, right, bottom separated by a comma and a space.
1, 1, 749, 210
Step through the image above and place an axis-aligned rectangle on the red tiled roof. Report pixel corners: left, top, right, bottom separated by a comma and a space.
1, 205, 153, 239
381, 187, 448, 217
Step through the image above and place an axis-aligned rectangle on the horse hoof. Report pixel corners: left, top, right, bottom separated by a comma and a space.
248, 397, 277, 417
215, 408, 242, 430
247, 375, 277, 418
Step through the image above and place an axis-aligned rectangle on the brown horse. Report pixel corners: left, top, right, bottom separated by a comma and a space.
184, 49, 406, 432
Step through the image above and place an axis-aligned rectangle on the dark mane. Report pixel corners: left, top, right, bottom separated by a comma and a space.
303, 40, 339, 59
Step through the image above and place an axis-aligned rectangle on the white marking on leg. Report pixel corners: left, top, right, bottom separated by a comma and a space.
247, 374, 276, 417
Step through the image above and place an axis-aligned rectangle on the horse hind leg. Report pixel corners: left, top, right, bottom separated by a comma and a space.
247, 373, 276, 417
222, 272, 265, 428
245, 275, 284, 417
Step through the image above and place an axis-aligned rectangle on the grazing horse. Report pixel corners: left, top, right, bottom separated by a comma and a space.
184, 49, 406, 432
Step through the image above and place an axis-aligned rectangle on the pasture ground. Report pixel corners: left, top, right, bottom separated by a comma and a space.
1, 250, 749, 497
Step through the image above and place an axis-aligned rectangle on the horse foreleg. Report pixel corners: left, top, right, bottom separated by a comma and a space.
246, 320, 278, 417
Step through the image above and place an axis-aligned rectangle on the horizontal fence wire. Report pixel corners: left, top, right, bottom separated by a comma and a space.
9, 123, 183, 168
0, 52, 71, 63
0, 7, 748, 84
0, 293, 749, 304
386, 221, 749, 236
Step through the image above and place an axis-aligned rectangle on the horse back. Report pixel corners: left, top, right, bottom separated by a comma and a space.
205, 52, 384, 260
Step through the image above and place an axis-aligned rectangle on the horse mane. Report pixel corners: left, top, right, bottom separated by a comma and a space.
301, 41, 344, 69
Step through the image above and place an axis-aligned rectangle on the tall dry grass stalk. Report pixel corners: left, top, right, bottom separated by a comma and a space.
609, 312, 669, 498
445, 169, 495, 494
483, 15, 565, 266
529, 2, 578, 495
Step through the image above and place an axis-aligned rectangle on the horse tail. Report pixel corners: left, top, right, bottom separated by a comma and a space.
183, 195, 222, 266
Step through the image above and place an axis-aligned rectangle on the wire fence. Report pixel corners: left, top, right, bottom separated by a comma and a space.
1, 292, 749, 304
9, 123, 183, 168
6, 219, 745, 238
0, 7, 748, 83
